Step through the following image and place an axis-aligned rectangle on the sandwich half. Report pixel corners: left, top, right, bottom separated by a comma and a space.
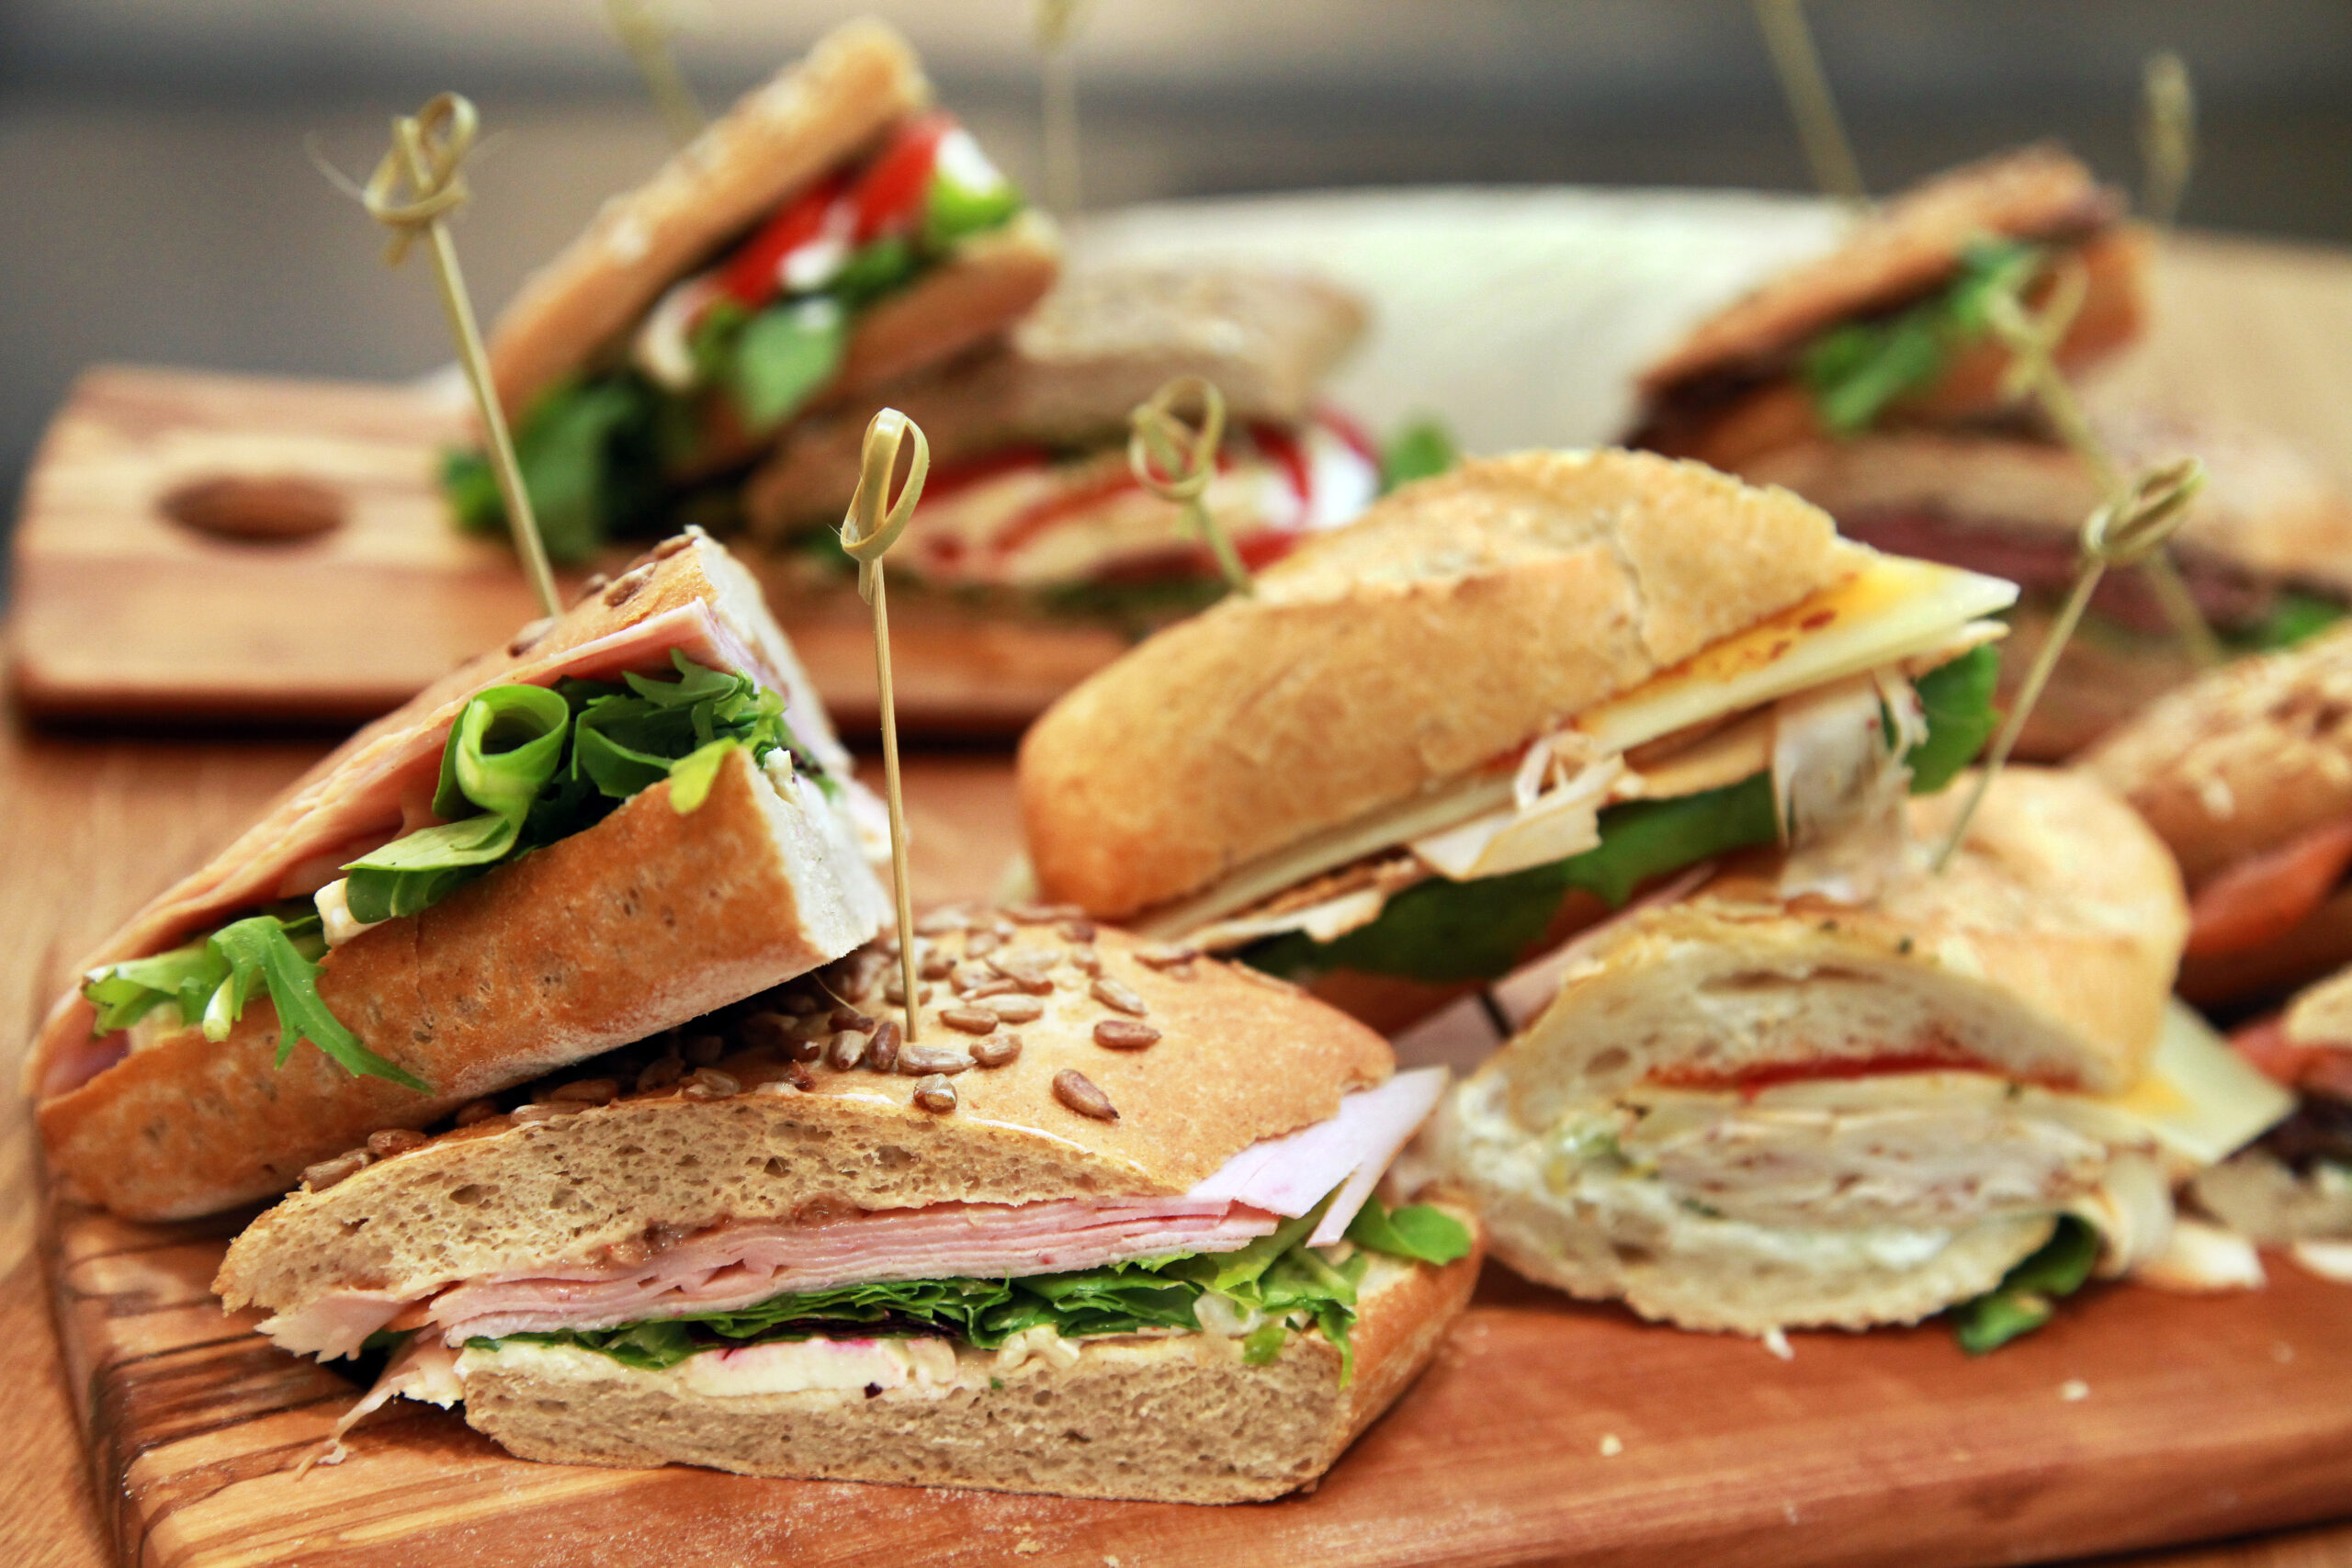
743, 264, 1379, 625
215, 919, 1481, 1504
34, 532, 891, 1219
1629, 144, 2145, 473
447, 18, 1058, 561
2083, 622, 2352, 1008
1018, 447, 2017, 1028
2197, 965, 2352, 1248
1429, 767, 2290, 1338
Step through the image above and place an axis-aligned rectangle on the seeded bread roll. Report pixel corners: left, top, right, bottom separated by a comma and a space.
1637, 143, 2125, 400
743, 264, 1370, 538
488, 19, 931, 416
2082, 623, 2352, 891
1017, 449, 1849, 920
1431, 768, 2187, 1334
452, 1230, 1481, 1504
215, 920, 1393, 1320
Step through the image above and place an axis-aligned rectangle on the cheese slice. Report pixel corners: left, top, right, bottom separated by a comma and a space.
1574, 550, 2018, 753
2100, 999, 2296, 1173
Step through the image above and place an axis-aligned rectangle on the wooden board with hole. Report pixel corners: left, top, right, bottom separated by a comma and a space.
46, 1179, 2352, 1568
3, 366, 1125, 733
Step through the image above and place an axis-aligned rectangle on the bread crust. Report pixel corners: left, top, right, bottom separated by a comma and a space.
1637, 144, 2123, 399
487, 19, 932, 416
215, 921, 1394, 1314
2083, 624, 2352, 890
1491, 768, 2183, 1117
1018, 450, 1847, 919
45, 750, 887, 1220
827, 209, 1061, 397
452, 1231, 1480, 1502
745, 264, 1369, 536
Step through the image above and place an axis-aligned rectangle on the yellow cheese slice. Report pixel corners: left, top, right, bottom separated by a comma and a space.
2099, 999, 2295, 1173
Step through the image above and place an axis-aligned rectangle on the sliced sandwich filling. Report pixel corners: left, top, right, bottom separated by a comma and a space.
1136, 552, 2015, 986
2196, 1010, 2352, 1245
447, 112, 1029, 561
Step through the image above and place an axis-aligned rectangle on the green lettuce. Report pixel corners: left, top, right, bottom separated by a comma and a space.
730, 300, 848, 434
1949, 1215, 2098, 1354
446, 377, 667, 565
1801, 238, 2041, 434
2226, 590, 2346, 653
1380, 418, 1460, 493
79, 908, 427, 1089
474, 1194, 1469, 1389
1246, 646, 2000, 987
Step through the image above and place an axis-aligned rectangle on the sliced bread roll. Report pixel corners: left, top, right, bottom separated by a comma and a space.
454, 1232, 1478, 1505
1432, 767, 2188, 1335
1018, 449, 1849, 920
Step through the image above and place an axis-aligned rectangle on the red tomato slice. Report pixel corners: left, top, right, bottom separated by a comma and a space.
718, 173, 848, 307
2232, 1013, 2352, 1097
2186, 817, 2352, 958
851, 114, 953, 243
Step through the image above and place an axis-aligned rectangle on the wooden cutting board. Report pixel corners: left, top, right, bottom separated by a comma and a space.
49, 1186, 2352, 1568
3, 366, 1123, 734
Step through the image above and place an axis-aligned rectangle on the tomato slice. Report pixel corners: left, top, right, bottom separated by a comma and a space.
2186, 816, 2352, 958
1646, 1047, 2007, 1096
718, 173, 848, 308
2232, 1013, 2352, 1099
851, 113, 952, 243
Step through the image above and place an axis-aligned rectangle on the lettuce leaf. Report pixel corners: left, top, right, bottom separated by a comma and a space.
1246, 648, 2000, 986
731, 299, 847, 434
1380, 418, 1460, 493
2226, 590, 2345, 654
81, 909, 427, 1089
1800, 238, 2041, 434
445, 378, 666, 565
476, 1189, 1452, 1388
1949, 1215, 2098, 1354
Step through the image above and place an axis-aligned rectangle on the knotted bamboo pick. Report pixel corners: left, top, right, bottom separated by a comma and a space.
1932, 457, 2205, 872
1129, 376, 1251, 597
841, 409, 932, 1040
1032, 0, 1095, 217
336, 95, 561, 619
606, 0, 706, 148
1984, 259, 2222, 668
2141, 50, 2197, 232
1751, 0, 1869, 212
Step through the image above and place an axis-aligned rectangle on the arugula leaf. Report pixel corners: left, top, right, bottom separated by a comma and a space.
443, 376, 666, 564
1246, 650, 1999, 986
1801, 238, 2041, 434
1380, 418, 1460, 492
831, 236, 920, 308
1904, 644, 2001, 795
2226, 590, 2346, 653
732, 299, 846, 434
84, 939, 230, 1033
1345, 1196, 1475, 1265
1950, 1215, 2099, 1354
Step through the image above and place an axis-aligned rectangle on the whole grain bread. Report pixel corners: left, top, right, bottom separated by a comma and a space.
215, 919, 1393, 1315
487, 19, 931, 416
2082, 623, 2352, 889
1017, 449, 1849, 920
45, 748, 888, 1220
745, 264, 1369, 537
454, 1235, 1479, 1502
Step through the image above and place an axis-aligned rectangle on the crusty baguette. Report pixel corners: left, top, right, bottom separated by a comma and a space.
1487, 768, 2184, 1111
745, 263, 1370, 538
488, 19, 932, 416
45, 747, 888, 1221
216, 919, 1392, 1316
827, 208, 1061, 398
1637, 143, 2124, 398
2082, 623, 2352, 890
452, 1233, 1478, 1503
1018, 450, 1849, 920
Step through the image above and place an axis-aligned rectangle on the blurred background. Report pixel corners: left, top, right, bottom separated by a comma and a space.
3, 0, 2350, 572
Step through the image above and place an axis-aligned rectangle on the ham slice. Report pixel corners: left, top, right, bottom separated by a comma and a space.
262, 1073, 1453, 1359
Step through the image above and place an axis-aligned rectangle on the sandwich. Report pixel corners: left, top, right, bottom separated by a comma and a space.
1629, 142, 2352, 758
32, 530, 891, 1220
445, 19, 1058, 562
1427, 767, 2292, 1344
2083, 622, 2352, 1008
1741, 407, 2352, 759
214, 919, 1482, 1504
2195, 965, 2352, 1255
1628, 144, 2146, 474
1017, 447, 2018, 1029
738, 264, 1379, 626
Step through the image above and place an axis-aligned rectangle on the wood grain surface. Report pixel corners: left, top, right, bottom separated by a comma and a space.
8, 207, 2352, 1567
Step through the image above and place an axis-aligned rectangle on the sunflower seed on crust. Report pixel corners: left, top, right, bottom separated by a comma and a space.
301, 1150, 373, 1191
1091, 977, 1148, 1016
865, 1020, 903, 1074
1135, 943, 1200, 972
939, 1007, 1000, 1035
682, 1068, 741, 1100
544, 1078, 619, 1105
913, 1076, 959, 1113
972, 1033, 1023, 1068
826, 1032, 868, 1071
454, 1099, 501, 1127
1093, 1019, 1161, 1051
901, 1043, 974, 1075
1054, 1069, 1117, 1121
989, 997, 1045, 1024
